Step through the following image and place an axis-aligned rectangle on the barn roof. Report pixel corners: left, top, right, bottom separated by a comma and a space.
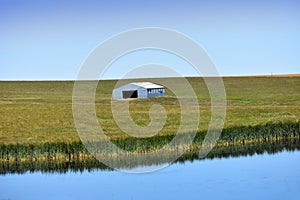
130, 82, 164, 89
113, 82, 164, 91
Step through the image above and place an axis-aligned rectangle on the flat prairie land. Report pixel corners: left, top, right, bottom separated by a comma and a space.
0, 76, 299, 146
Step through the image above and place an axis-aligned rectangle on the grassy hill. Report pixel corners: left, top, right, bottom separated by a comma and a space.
0, 77, 299, 146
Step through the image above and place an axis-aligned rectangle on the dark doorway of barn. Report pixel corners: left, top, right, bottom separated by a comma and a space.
122, 90, 138, 98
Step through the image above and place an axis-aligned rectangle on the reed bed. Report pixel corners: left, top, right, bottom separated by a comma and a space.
1, 138, 299, 175
0, 121, 298, 162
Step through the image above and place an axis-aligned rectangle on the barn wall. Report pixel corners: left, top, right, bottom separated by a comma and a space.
112, 83, 140, 99
137, 89, 148, 98
147, 88, 165, 98
112, 89, 123, 99
112, 83, 165, 99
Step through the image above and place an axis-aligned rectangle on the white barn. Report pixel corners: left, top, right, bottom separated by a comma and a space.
112, 82, 165, 99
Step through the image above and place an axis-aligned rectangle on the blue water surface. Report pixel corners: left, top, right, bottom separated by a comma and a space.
1, 150, 299, 200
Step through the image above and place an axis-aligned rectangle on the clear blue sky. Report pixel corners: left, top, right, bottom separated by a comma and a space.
1, 0, 299, 80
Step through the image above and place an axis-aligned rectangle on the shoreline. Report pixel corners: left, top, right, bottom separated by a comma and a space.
1, 121, 299, 162
1, 138, 299, 175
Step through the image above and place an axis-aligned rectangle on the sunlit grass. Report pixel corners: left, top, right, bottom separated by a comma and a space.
0, 77, 299, 148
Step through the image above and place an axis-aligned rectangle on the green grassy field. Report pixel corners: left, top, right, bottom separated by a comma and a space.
0, 77, 300, 161
0, 77, 299, 146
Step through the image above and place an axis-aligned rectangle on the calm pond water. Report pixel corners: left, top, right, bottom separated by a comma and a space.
1, 148, 299, 200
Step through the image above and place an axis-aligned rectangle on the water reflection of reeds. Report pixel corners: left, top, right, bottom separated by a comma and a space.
1, 139, 299, 175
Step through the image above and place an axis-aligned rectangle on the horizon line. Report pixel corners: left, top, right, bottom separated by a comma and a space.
0, 73, 299, 81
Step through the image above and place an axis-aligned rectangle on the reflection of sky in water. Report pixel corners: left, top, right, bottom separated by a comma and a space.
120, 163, 169, 174
1, 150, 299, 200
